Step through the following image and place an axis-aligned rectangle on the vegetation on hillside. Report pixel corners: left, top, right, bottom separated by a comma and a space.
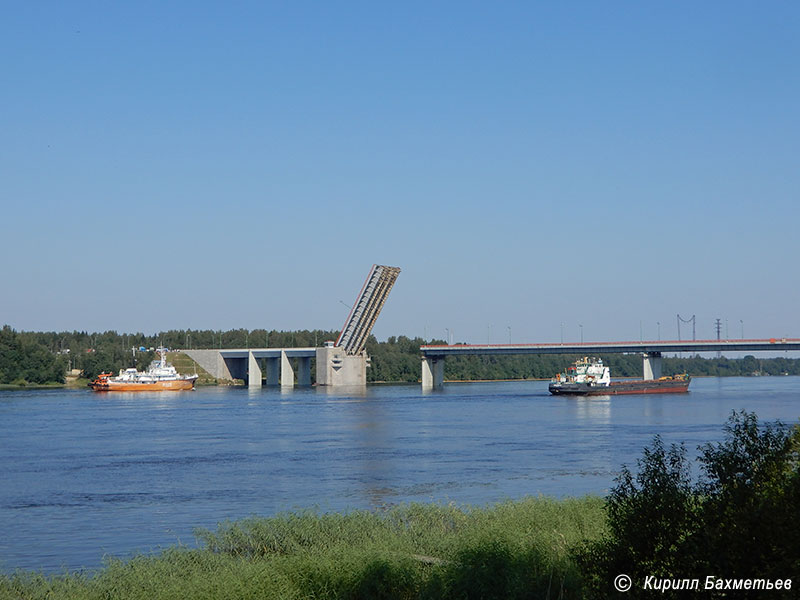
2, 325, 800, 384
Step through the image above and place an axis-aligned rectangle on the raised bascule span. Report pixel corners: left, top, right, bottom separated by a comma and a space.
317, 265, 401, 386
336, 265, 402, 355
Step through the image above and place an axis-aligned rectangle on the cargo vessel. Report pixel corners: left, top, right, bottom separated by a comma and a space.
548, 357, 690, 396
89, 348, 198, 392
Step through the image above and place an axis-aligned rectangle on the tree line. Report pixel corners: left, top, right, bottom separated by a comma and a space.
2, 325, 800, 385
0, 326, 68, 385
0, 327, 341, 383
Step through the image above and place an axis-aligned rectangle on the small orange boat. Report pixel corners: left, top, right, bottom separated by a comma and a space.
89, 348, 198, 392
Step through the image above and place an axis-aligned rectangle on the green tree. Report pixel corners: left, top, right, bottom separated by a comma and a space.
0, 325, 66, 384
580, 411, 800, 599
579, 438, 698, 598
695, 413, 800, 581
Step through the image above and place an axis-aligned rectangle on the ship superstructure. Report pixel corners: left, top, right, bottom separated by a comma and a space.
89, 348, 198, 391
549, 357, 689, 396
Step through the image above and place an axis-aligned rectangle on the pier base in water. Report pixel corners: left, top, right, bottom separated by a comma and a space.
642, 352, 663, 380
421, 357, 445, 390
315, 346, 367, 386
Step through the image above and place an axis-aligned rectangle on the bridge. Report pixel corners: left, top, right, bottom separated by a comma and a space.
318, 264, 401, 386
420, 338, 800, 389
185, 347, 317, 387
184, 264, 402, 387
179, 264, 797, 389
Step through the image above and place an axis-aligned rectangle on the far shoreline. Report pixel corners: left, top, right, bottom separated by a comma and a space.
1, 373, 794, 392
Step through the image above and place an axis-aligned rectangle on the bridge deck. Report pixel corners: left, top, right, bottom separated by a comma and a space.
421, 339, 800, 357
218, 348, 317, 359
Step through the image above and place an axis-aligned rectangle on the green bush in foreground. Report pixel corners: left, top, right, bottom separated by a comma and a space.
579, 410, 800, 599
0, 497, 606, 600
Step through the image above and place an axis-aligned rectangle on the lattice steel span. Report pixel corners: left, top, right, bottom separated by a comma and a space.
335, 264, 401, 355
316, 264, 401, 386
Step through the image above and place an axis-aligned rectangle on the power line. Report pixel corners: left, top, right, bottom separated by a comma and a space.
677, 314, 696, 341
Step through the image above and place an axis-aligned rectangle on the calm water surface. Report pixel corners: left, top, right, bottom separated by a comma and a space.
1, 377, 798, 572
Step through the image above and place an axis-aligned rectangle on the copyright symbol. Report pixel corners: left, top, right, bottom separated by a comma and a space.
614, 574, 632, 592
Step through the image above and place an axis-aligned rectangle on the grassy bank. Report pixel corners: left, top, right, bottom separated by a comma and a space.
0, 378, 89, 389
0, 497, 605, 600
0, 382, 65, 390
167, 352, 218, 385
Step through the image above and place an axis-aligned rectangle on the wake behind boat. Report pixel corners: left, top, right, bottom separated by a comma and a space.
548, 357, 690, 396
89, 348, 198, 392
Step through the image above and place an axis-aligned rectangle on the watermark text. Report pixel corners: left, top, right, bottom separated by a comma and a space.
615, 574, 793, 593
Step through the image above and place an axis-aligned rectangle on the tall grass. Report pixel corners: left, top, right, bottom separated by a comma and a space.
0, 496, 606, 600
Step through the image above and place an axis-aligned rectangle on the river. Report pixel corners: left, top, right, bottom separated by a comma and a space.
1, 377, 798, 573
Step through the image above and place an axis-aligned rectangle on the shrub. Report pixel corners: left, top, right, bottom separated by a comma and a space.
695, 412, 800, 581
580, 411, 800, 599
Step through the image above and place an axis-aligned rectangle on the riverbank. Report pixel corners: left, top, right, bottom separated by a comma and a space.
0, 378, 90, 390
0, 496, 606, 600
0, 382, 66, 390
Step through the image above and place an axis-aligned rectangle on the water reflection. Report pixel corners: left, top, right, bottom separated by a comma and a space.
566, 396, 612, 423
96, 390, 187, 407
317, 385, 369, 399
641, 397, 665, 421
351, 398, 395, 507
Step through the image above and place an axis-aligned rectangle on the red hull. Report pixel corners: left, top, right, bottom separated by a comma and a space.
550, 378, 690, 396
89, 379, 196, 392
602, 380, 690, 395
88, 372, 197, 392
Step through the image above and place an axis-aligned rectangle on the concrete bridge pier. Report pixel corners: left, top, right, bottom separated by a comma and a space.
248, 352, 262, 388
265, 357, 280, 386
297, 357, 311, 386
421, 356, 445, 390
315, 346, 367, 386
280, 351, 294, 387
642, 352, 663, 380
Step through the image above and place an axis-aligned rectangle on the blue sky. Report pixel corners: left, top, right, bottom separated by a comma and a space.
2, 2, 798, 344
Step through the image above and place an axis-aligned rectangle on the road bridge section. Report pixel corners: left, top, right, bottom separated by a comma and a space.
420, 338, 800, 389
185, 348, 316, 387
